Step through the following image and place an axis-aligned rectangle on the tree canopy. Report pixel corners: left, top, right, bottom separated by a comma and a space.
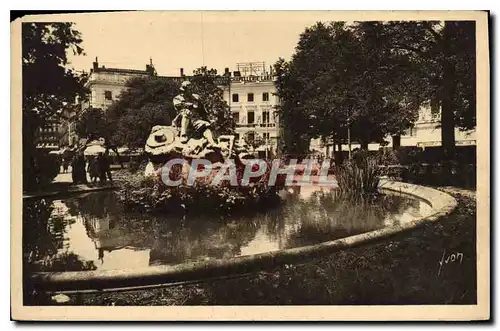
75, 107, 107, 142
105, 76, 179, 149
22, 22, 87, 190
23, 23, 88, 135
274, 20, 476, 156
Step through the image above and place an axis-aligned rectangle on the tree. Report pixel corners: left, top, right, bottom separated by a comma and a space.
106, 76, 180, 149
274, 22, 422, 155
191, 66, 236, 135
22, 22, 87, 190
274, 20, 476, 160
377, 21, 476, 158
75, 107, 107, 141
243, 131, 265, 150
274, 58, 311, 156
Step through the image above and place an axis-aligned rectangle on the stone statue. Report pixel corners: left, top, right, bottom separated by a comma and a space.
171, 81, 219, 148
144, 80, 254, 177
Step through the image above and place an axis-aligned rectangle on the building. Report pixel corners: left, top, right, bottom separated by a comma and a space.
36, 119, 61, 149
221, 62, 279, 156
400, 105, 476, 149
84, 57, 157, 111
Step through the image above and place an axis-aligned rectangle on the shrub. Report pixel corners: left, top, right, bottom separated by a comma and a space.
117, 167, 280, 215
23, 149, 61, 191
337, 152, 380, 200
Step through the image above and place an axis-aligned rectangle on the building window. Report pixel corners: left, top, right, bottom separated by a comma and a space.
262, 92, 269, 102
248, 111, 255, 124
263, 132, 270, 141
248, 93, 254, 102
232, 93, 239, 102
235, 133, 240, 141
262, 111, 270, 124
104, 90, 113, 101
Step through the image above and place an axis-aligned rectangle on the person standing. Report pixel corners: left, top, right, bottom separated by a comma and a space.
87, 156, 99, 183
103, 150, 113, 182
97, 153, 107, 183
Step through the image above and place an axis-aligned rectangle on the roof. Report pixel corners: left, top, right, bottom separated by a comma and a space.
92, 67, 150, 75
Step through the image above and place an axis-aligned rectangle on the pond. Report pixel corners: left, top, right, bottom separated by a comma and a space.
23, 187, 434, 273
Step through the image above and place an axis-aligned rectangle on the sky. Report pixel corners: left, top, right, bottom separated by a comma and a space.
63, 11, 347, 76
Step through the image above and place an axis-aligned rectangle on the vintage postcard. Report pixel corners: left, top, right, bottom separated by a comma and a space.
11, 10, 490, 321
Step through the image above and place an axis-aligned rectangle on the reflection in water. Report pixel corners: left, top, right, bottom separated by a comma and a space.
23, 187, 433, 272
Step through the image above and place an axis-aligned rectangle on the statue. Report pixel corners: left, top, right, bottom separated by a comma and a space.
144, 80, 254, 177
171, 81, 219, 148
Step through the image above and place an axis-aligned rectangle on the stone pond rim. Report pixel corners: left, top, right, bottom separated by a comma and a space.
29, 180, 458, 293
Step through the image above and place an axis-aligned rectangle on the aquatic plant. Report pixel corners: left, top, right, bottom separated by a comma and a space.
118, 171, 280, 215
337, 151, 380, 200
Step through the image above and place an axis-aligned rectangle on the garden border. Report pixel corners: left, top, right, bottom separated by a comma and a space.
29, 180, 457, 294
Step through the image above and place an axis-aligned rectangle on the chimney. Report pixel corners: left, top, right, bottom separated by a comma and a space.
180, 68, 184, 77
92, 57, 99, 71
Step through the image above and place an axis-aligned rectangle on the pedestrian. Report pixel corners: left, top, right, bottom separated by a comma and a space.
71, 155, 79, 184
62, 157, 69, 173
76, 151, 88, 184
102, 150, 113, 182
87, 156, 99, 183
97, 153, 107, 183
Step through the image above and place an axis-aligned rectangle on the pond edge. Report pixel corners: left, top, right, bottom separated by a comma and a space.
30, 180, 458, 293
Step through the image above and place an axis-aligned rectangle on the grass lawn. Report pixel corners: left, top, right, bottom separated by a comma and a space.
78, 187, 477, 306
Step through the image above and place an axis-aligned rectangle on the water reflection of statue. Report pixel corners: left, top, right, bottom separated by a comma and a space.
171, 81, 219, 148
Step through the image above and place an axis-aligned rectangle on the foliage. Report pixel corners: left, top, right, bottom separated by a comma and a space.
274, 21, 476, 156
22, 22, 87, 191
191, 67, 236, 135
118, 167, 279, 215
106, 76, 179, 149
243, 131, 265, 150
274, 22, 423, 153
337, 151, 380, 200
75, 107, 107, 141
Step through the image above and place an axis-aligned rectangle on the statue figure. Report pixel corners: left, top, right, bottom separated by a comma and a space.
171, 81, 219, 148
144, 80, 255, 177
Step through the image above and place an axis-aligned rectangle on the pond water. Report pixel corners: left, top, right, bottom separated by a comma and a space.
23, 187, 434, 273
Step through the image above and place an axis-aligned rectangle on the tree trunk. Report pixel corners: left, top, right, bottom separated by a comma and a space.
441, 22, 457, 181
360, 141, 369, 150
392, 135, 401, 150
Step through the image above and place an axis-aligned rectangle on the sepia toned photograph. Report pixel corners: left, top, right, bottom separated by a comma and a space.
11, 10, 489, 321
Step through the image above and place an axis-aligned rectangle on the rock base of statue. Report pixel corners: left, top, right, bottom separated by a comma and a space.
144, 125, 255, 182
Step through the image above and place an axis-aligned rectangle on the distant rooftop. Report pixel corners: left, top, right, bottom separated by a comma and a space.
91, 57, 156, 76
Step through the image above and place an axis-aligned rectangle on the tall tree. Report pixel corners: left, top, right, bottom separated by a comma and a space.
106, 76, 179, 149
381, 21, 476, 154
191, 66, 236, 135
274, 22, 423, 155
75, 107, 107, 141
22, 22, 87, 190
274, 20, 476, 159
